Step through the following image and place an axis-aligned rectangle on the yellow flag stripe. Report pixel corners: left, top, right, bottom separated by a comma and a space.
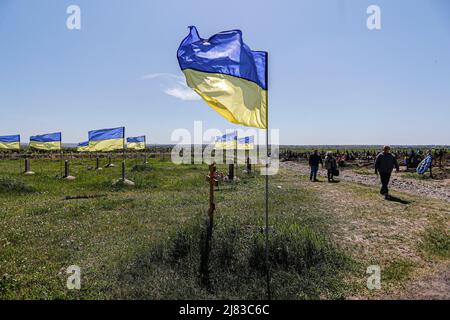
183, 69, 267, 129
88, 138, 124, 152
29, 141, 61, 151
127, 142, 145, 150
77, 146, 91, 152
214, 140, 238, 150
237, 143, 255, 150
0, 142, 20, 150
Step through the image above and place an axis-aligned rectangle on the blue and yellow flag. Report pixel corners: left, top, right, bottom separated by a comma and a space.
30, 132, 61, 151
238, 136, 255, 150
177, 26, 268, 129
0, 135, 20, 150
215, 132, 237, 150
77, 141, 90, 152
127, 136, 146, 150
88, 127, 125, 152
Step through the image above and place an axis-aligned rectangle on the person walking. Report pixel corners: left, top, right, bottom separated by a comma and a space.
324, 151, 337, 182
375, 145, 399, 199
308, 149, 323, 182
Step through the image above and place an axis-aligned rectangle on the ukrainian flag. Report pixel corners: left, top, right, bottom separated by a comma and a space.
238, 136, 255, 150
77, 141, 90, 152
215, 132, 237, 150
88, 127, 125, 152
0, 135, 20, 150
127, 136, 146, 150
177, 26, 268, 129
30, 132, 61, 151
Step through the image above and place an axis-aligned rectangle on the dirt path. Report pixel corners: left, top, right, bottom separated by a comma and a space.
281, 161, 450, 202
392, 262, 450, 300
280, 162, 449, 300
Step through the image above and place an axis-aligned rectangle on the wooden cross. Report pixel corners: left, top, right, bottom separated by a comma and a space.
201, 162, 218, 286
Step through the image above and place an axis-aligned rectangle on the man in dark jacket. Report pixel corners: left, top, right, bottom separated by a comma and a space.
375, 145, 399, 198
309, 150, 323, 182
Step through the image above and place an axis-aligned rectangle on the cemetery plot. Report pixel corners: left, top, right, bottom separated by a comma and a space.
0, 155, 448, 299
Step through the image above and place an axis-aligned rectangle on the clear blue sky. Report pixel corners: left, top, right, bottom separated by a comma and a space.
1, 0, 449, 145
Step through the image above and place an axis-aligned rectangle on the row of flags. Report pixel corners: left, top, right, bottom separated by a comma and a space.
0, 127, 146, 152
0, 132, 62, 151
0, 127, 255, 152
79, 127, 145, 152
214, 132, 255, 150
1, 130, 253, 152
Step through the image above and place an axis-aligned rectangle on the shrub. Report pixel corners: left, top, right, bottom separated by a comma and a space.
0, 177, 35, 194
420, 226, 450, 258
131, 164, 152, 172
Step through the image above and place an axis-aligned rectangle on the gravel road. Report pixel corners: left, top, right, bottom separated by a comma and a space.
281, 161, 450, 202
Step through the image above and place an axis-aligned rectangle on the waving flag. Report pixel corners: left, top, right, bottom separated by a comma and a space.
127, 136, 146, 150
30, 132, 61, 151
238, 136, 255, 150
88, 127, 125, 152
77, 141, 90, 152
177, 26, 268, 129
215, 132, 237, 150
0, 135, 20, 150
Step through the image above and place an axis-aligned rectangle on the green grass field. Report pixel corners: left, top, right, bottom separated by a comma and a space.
0, 157, 448, 299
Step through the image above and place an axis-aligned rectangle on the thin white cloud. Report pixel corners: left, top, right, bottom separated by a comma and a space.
141, 73, 201, 101
164, 87, 200, 101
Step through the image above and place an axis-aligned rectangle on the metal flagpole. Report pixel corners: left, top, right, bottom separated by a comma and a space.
234, 131, 238, 175
122, 127, 125, 180
264, 52, 271, 300
60, 135, 63, 178
144, 135, 147, 164
18, 136, 21, 174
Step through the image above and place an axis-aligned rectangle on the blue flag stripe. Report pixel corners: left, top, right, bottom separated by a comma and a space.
216, 132, 237, 142
0, 135, 20, 143
30, 132, 61, 142
238, 136, 254, 144
88, 127, 124, 141
127, 136, 145, 143
177, 26, 267, 90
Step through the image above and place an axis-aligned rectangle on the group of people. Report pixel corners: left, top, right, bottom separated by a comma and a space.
283, 147, 448, 168
308, 150, 339, 183
404, 148, 447, 169
308, 145, 402, 199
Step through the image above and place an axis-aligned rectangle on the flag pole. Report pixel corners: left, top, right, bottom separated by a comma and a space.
18, 136, 21, 174
264, 51, 271, 300
122, 127, 126, 180
144, 135, 147, 164
234, 131, 238, 176
60, 134, 63, 178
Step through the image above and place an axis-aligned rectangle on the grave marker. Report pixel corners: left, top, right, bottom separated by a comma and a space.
23, 158, 35, 175
63, 160, 76, 180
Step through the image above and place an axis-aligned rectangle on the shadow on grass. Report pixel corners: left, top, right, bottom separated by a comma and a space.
0, 176, 35, 194
112, 217, 356, 299
385, 195, 411, 204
